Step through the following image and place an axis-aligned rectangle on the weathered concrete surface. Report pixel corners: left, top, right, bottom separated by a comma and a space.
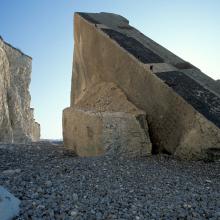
216, 80, 220, 89
181, 69, 220, 97
0, 36, 40, 143
63, 82, 152, 157
63, 12, 220, 159
63, 108, 151, 157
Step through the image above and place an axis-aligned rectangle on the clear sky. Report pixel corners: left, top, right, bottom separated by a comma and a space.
0, 0, 219, 139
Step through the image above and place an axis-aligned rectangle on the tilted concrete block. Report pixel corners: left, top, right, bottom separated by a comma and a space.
63, 12, 220, 159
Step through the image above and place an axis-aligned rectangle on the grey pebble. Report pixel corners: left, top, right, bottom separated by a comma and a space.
0, 142, 219, 220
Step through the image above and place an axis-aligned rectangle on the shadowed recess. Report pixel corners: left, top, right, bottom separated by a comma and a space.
101, 29, 164, 64
156, 71, 220, 128
77, 12, 101, 24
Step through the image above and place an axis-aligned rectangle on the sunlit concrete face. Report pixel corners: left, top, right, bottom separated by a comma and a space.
63, 12, 220, 160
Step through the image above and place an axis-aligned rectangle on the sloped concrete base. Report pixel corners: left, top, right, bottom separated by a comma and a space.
63, 107, 152, 157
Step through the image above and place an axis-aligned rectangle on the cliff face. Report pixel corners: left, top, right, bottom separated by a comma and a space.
63, 12, 220, 159
0, 37, 40, 143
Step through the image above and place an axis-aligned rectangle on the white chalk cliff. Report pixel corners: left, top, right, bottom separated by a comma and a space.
0, 36, 40, 143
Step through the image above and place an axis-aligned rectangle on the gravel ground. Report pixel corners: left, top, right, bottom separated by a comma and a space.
0, 142, 220, 220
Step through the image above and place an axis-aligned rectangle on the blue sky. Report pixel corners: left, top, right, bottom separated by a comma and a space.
0, 0, 219, 139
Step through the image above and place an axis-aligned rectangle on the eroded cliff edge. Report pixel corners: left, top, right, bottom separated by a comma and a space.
0, 36, 40, 143
63, 12, 220, 159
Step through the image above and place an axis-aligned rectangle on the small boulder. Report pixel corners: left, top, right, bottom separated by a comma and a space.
0, 186, 20, 220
